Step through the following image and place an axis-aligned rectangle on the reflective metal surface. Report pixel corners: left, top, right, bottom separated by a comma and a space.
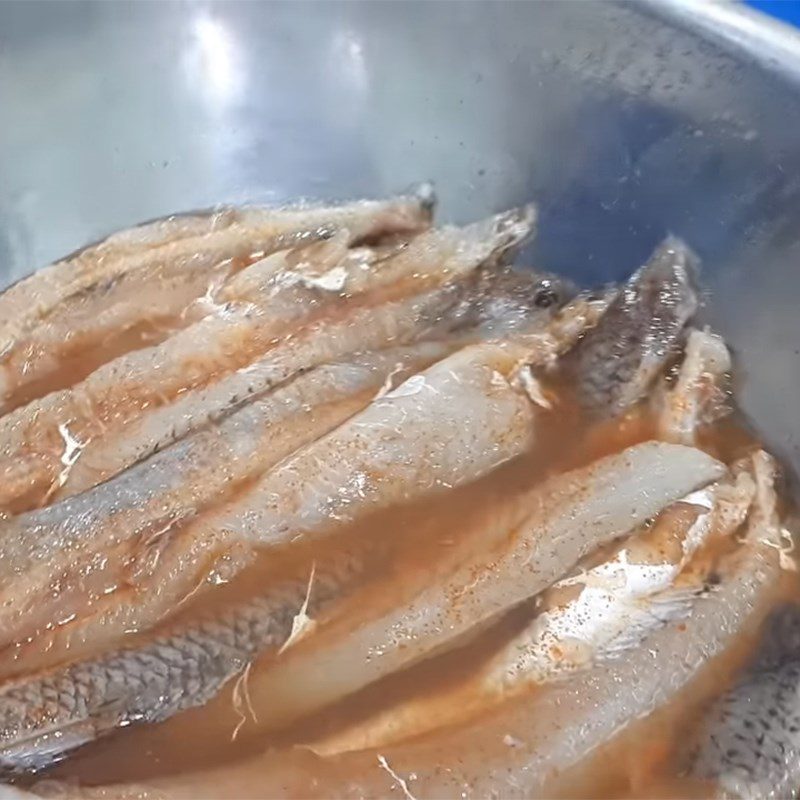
1, 0, 800, 468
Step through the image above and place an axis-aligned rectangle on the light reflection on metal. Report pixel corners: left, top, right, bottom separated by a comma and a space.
185, 14, 243, 110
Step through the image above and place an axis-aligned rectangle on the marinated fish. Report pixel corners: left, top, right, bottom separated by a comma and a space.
312, 471, 755, 754
0, 344, 452, 668
562, 237, 698, 417
235, 442, 723, 734
0, 553, 370, 775
0, 189, 434, 412
689, 603, 800, 800
0, 198, 792, 800
658, 327, 732, 444
0, 207, 544, 511
84, 453, 779, 800
0, 443, 721, 772
0, 267, 581, 667
0, 322, 553, 654
18, 294, 604, 676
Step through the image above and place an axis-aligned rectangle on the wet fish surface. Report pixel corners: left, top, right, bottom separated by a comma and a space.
562, 236, 699, 417
0, 344, 452, 668
0, 197, 793, 800
0, 207, 542, 512
690, 604, 800, 799
0, 189, 434, 412
0, 443, 723, 771
0, 555, 368, 774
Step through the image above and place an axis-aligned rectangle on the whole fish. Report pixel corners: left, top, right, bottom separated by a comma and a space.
0, 207, 546, 512
311, 470, 755, 755
0, 443, 722, 772
0, 344, 452, 661
0, 189, 434, 412
562, 236, 699, 418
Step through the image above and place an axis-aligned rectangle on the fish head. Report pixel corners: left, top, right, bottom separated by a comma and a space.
466, 266, 577, 338
562, 236, 700, 418
630, 235, 699, 343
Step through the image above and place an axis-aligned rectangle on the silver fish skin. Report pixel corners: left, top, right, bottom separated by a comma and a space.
0, 444, 722, 775
58, 264, 561, 501
690, 604, 800, 800
0, 556, 364, 775
0, 344, 451, 657
0, 206, 548, 512
100, 453, 772, 800
0, 187, 435, 352
562, 236, 699, 417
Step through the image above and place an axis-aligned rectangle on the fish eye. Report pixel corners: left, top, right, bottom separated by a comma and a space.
534, 283, 558, 308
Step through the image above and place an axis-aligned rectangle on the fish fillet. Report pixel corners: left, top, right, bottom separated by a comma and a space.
0, 189, 434, 411
58, 273, 559, 512
85, 453, 777, 800
0, 443, 722, 773
2, 293, 601, 678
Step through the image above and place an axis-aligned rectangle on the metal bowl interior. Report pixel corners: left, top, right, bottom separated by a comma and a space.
1, 0, 799, 469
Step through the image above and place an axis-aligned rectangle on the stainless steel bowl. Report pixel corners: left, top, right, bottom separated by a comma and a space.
1, 0, 800, 469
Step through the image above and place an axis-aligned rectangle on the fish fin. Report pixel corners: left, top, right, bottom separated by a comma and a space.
599, 588, 700, 661
0, 714, 110, 774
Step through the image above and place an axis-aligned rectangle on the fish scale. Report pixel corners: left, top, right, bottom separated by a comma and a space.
690, 605, 800, 799
562, 237, 698, 418
0, 344, 455, 668
0, 558, 360, 773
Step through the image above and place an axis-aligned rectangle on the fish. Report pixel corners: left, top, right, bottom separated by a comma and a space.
58, 272, 561, 505
0, 344, 452, 663
689, 604, 800, 800
561, 236, 699, 418
689, 461, 800, 800
0, 552, 371, 776
0, 207, 545, 512
0, 260, 578, 666
658, 327, 732, 444
231, 442, 724, 735
59, 208, 546, 495
14, 291, 599, 676
0, 189, 435, 412
310, 470, 756, 755
0, 443, 723, 773
191, 340, 541, 548
77, 452, 781, 800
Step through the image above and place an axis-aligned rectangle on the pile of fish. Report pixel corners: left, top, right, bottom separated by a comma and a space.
0, 187, 796, 799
